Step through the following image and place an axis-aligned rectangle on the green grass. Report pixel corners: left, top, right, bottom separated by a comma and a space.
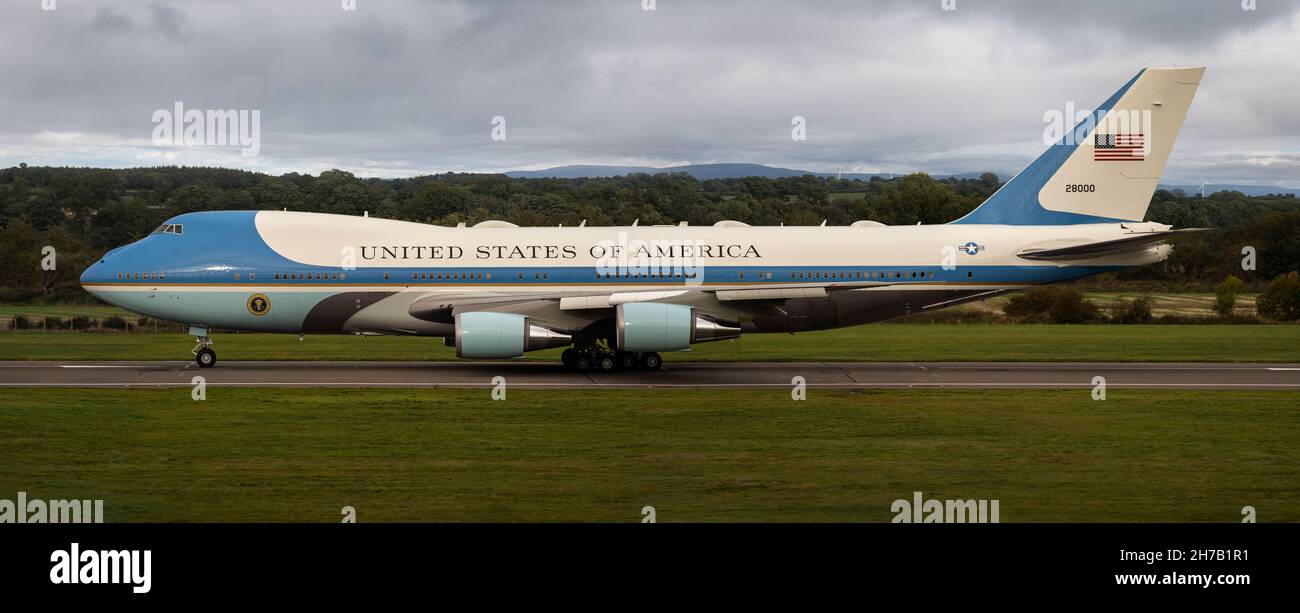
0, 304, 137, 323
1, 388, 1295, 522
983, 292, 1258, 317
1, 323, 1297, 362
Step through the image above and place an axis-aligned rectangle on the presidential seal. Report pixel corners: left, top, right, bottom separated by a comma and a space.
246, 293, 271, 316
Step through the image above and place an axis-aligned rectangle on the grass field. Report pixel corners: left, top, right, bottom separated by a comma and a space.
0, 323, 1296, 362
1, 388, 1295, 522
982, 292, 1258, 317
0, 303, 136, 323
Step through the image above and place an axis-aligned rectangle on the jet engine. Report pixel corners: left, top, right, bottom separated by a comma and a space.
615, 302, 740, 352
452, 312, 572, 359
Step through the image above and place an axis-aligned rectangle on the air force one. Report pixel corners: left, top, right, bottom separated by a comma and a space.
81, 67, 1204, 370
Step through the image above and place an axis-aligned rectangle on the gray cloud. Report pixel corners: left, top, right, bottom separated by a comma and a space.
1, 0, 1298, 185
90, 6, 133, 33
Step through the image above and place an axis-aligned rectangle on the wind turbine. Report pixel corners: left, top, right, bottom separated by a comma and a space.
1198, 177, 1211, 198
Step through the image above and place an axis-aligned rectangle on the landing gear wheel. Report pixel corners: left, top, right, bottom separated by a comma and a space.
561, 348, 577, 368
640, 352, 662, 370
618, 352, 639, 370
597, 354, 617, 372
196, 348, 217, 368
575, 354, 593, 371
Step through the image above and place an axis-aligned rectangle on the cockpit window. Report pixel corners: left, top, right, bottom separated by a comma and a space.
150, 224, 184, 236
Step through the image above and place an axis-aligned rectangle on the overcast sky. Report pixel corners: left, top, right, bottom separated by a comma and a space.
2, 0, 1298, 185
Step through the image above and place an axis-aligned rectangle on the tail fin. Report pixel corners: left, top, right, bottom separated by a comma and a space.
953, 67, 1204, 225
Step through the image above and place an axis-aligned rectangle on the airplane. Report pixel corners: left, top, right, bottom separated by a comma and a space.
80, 67, 1204, 371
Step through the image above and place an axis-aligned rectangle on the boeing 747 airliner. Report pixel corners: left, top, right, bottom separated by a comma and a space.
81, 67, 1204, 371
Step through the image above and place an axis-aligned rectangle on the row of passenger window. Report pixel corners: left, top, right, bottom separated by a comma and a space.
398, 272, 547, 281
272, 272, 344, 281
117, 272, 164, 280
592, 270, 957, 281
118, 269, 968, 283
412, 271, 491, 281
787, 271, 940, 280
592, 270, 951, 281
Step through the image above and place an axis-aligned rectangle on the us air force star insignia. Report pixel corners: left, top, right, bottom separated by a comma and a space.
247, 293, 271, 316
961, 242, 985, 256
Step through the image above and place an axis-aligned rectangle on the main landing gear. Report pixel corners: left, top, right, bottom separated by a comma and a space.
561, 347, 662, 372
192, 333, 216, 368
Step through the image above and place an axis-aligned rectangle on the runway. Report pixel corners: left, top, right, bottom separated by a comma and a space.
2, 360, 1299, 390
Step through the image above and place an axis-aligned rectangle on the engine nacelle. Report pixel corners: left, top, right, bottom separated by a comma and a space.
615, 302, 741, 352
453, 312, 572, 359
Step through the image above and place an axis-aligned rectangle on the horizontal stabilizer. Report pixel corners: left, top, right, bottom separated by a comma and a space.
1016, 229, 1206, 260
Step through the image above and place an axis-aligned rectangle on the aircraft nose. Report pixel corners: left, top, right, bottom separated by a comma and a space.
81, 247, 122, 294
80, 259, 105, 296
80, 260, 97, 285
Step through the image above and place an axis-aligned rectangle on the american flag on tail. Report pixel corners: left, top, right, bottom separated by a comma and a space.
1094, 133, 1145, 161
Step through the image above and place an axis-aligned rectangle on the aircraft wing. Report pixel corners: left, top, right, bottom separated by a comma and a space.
407, 281, 891, 323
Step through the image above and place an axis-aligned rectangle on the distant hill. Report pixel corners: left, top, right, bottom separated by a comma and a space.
504, 163, 831, 180
503, 165, 661, 179
505, 163, 1300, 196
505, 162, 1002, 181
1158, 184, 1300, 197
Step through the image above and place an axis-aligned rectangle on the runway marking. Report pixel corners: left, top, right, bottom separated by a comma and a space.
4, 362, 1298, 391
929, 365, 1281, 371
3, 382, 1300, 389
59, 365, 139, 369
1, 361, 1296, 369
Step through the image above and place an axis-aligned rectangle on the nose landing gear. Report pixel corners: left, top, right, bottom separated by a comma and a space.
191, 326, 216, 368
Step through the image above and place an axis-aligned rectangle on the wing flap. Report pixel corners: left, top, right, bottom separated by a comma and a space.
715, 287, 829, 301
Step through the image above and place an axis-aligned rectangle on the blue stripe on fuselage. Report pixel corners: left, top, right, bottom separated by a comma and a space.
92, 263, 1120, 286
